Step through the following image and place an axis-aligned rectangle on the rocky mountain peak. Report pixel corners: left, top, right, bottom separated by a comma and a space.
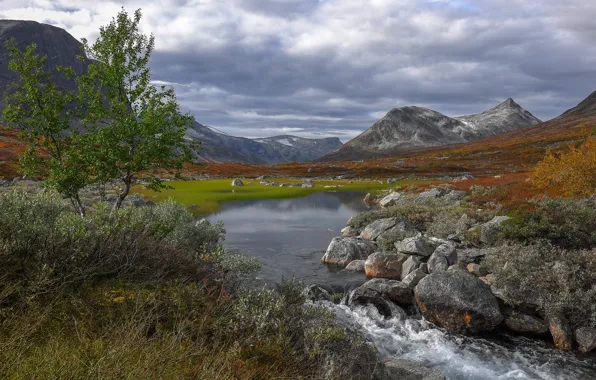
560, 90, 596, 119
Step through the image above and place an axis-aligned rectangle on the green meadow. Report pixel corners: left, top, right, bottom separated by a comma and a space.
134, 178, 432, 215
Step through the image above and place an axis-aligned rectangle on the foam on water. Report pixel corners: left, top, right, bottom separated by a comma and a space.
332, 304, 596, 380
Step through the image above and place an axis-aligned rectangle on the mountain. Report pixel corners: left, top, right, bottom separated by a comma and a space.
558, 91, 596, 119
0, 20, 339, 164
321, 99, 541, 161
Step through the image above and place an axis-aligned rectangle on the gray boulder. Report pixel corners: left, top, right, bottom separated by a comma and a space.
401, 256, 421, 279
432, 243, 457, 265
302, 284, 332, 302
302, 183, 314, 188
480, 216, 510, 245
379, 192, 403, 207
365, 252, 408, 280
467, 263, 489, 277
383, 359, 446, 380
427, 252, 449, 273
443, 190, 466, 205
402, 268, 427, 288
546, 311, 573, 350
416, 188, 441, 203
395, 236, 436, 257
415, 270, 503, 334
341, 226, 359, 237
322, 237, 377, 266
349, 287, 406, 319
361, 217, 414, 241
231, 178, 244, 186
503, 309, 548, 335
458, 248, 488, 264
345, 260, 366, 272
575, 327, 596, 353
362, 278, 413, 305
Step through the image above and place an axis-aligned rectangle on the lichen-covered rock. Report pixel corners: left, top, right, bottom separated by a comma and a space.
432, 243, 457, 265
379, 192, 403, 207
341, 226, 359, 237
365, 252, 408, 279
503, 309, 548, 335
402, 268, 426, 288
428, 250, 449, 273
345, 259, 366, 272
361, 218, 404, 241
546, 311, 573, 350
575, 327, 596, 353
322, 237, 377, 266
395, 236, 436, 257
457, 248, 489, 264
415, 270, 503, 334
231, 178, 244, 186
467, 263, 489, 277
401, 256, 421, 279
362, 278, 413, 305
415, 188, 441, 203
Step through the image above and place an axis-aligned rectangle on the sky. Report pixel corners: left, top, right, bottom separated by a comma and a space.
1, 0, 596, 141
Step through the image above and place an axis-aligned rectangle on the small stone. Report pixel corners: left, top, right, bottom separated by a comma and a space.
467, 263, 489, 277
401, 256, 421, 279
575, 327, 596, 353
341, 226, 359, 237
428, 252, 448, 273
402, 268, 426, 288
504, 310, 548, 335
395, 236, 436, 256
433, 243, 458, 265
231, 178, 244, 186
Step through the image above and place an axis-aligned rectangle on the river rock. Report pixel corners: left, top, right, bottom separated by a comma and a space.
575, 327, 596, 353
341, 226, 359, 237
480, 216, 510, 245
302, 284, 332, 302
427, 252, 448, 273
503, 309, 548, 335
383, 359, 446, 380
402, 268, 426, 288
395, 236, 436, 257
365, 252, 408, 279
546, 311, 573, 350
322, 237, 377, 266
231, 178, 244, 186
349, 287, 406, 319
362, 278, 413, 305
345, 260, 366, 272
415, 270, 503, 334
379, 192, 403, 207
401, 256, 421, 279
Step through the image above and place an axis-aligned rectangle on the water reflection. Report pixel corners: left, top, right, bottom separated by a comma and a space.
207, 191, 373, 290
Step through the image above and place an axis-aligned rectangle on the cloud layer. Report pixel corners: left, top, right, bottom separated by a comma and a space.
2, 0, 596, 140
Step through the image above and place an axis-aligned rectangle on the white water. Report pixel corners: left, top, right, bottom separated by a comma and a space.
332, 304, 596, 380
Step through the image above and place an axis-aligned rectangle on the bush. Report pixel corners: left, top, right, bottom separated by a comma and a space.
483, 241, 596, 329
501, 197, 596, 249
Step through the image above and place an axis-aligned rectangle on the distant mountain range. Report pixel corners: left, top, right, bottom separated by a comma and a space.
0, 20, 341, 164
321, 99, 542, 161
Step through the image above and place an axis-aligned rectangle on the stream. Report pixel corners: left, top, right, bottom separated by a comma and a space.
207, 191, 596, 380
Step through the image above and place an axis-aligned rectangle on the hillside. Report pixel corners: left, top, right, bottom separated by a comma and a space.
321, 99, 541, 161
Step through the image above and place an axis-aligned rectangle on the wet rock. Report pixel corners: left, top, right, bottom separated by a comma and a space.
401, 256, 421, 279
504, 309, 548, 335
365, 252, 408, 279
362, 278, 413, 305
575, 327, 596, 353
395, 236, 436, 257
546, 311, 573, 350
428, 251, 449, 273
415, 270, 503, 334
322, 237, 377, 266
302, 284, 332, 302
341, 226, 359, 237
480, 216, 510, 245
432, 243, 457, 265
345, 260, 366, 272
231, 178, 244, 186
467, 263, 489, 277
379, 192, 403, 207
349, 287, 406, 319
402, 268, 426, 288
383, 359, 446, 380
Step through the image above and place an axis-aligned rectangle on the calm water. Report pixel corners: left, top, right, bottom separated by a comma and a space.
207, 191, 596, 380
207, 191, 372, 290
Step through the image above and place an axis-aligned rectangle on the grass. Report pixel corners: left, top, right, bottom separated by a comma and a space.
134, 178, 433, 215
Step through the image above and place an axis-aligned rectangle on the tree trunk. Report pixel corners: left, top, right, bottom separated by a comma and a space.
112, 175, 132, 214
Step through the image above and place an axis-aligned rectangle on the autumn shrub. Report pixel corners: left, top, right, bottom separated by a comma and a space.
501, 197, 596, 249
483, 241, 596, 329
533, 136, 596, 197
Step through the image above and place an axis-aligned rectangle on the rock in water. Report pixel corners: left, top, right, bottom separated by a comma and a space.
414, 270, 503, 334
321, 237, 377, 266
383, 359, 446, 380
503, 309, 548, 335
379, 192, 403, 207
546, 312, 573, 350
349, 287, 406, 319
231, 178, 244, 186
361, 278, 413, 305
365, 252, 408, 279
345, 260, 366, 272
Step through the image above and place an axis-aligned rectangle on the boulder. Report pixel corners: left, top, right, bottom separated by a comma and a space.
402, 268, 426, 288
349, 287, 406, 319
480, 216, 510, 245
401, 256, 421, 279
379, 192, 403, 207
395, 236, 436, 257
362, 278, 413, 305
341, 226, 359, 237
363, 193, 378, 204
457, 248, 488, 264
383, 359, 446, 380
365, 252, 408, 280
345, 260, 366, 272
415, 188, 441, 203
414, 270, 503, 334
321, 237, 377, 266
231, 178, 244, 186
360, 218, 399, 240
503, 309, 548, 335
302, 284, 332, 302
443, 190, 466, 205
546, 312, 573, 350
575, 327, 596, 353
427, 252, 448, 273
432, 244, 457, 265
467, 263, 488, 277
302, 183, 314, 188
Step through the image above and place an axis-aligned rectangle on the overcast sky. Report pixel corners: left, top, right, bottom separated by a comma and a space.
2, 0, 596, 141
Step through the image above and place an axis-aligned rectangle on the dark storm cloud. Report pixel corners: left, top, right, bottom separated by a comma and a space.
3, 0, 596, 140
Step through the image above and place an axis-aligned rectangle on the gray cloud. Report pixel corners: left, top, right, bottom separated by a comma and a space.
2, 0, 596, 141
